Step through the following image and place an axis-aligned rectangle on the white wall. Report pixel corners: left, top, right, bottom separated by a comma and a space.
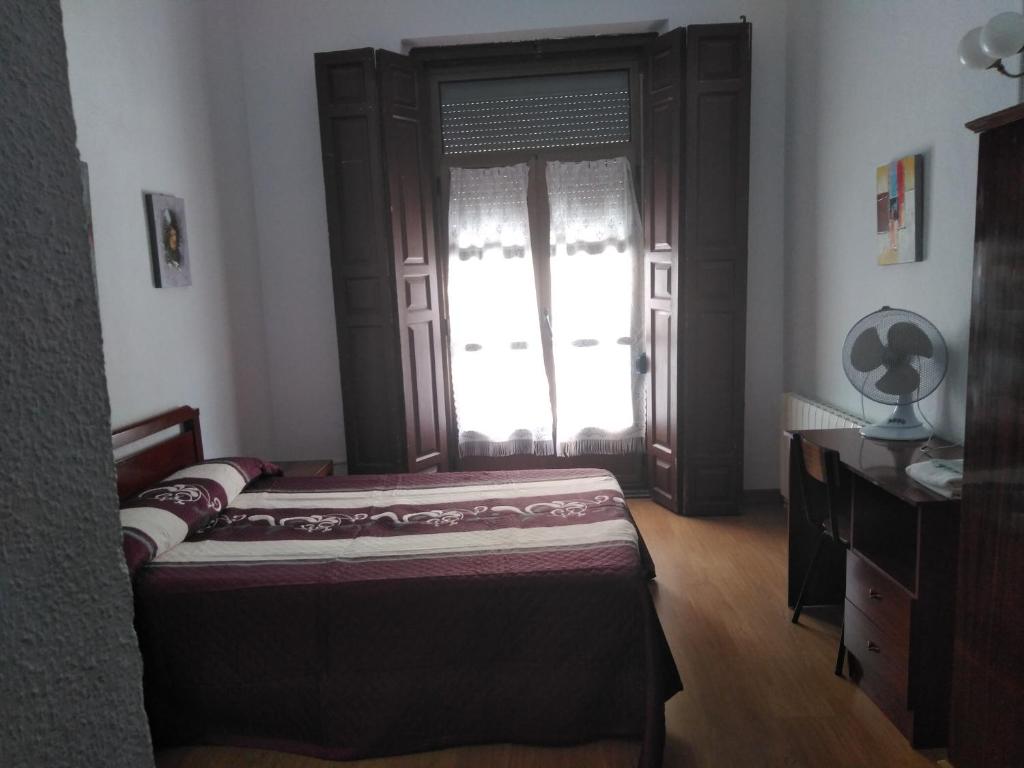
214, 0, 788, 488
783, 0, 1020, 440
58, 0, 1024, 490
62, 0, 274, 457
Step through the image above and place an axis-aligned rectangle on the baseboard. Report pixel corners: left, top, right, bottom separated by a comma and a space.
743, 488, 783, 506
616, 488, 783, 506
622, 488, 650, 499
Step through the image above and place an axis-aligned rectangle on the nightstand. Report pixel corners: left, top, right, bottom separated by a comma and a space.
273, 459, 334, 478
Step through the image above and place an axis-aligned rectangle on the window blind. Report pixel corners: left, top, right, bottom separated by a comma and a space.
440, 71, 631, 155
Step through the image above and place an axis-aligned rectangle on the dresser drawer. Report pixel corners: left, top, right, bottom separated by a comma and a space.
845, 600, 912, 734
844, 600, 910, 684
846, 553, 912, 642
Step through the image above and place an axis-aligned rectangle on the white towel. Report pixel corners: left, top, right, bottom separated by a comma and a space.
906, 459, 964, 499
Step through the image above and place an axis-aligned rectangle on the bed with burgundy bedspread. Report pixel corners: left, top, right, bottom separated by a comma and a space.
117, 415, 680, 768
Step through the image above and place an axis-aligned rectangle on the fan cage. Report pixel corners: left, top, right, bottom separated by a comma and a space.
842, 307, 948, 406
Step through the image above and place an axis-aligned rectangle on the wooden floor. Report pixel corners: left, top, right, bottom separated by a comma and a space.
157, 500, 942, 768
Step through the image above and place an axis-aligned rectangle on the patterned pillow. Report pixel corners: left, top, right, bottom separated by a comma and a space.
120, 458, 280, 575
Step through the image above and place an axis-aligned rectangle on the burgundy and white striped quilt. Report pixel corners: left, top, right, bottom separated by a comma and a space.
120, 458, 279, 574
134, 469, 681, 767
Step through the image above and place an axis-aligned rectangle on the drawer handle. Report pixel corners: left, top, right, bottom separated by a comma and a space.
866, 641, 881, 653
868, 588, 883, 601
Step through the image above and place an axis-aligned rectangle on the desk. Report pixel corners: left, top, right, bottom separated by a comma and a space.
786, 428, 961, 748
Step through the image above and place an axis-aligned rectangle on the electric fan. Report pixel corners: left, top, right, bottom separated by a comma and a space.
842, 307, 948, 441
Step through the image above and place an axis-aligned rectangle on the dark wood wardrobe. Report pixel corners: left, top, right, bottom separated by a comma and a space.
314, 25, 752, 515
950, 103, 1024, 767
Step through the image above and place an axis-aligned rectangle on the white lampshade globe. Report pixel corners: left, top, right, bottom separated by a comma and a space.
981, 12, 1024, 58
959, 27, 997, 69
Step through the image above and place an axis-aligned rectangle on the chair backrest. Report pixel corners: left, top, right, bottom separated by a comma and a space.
792, 433, 845, 540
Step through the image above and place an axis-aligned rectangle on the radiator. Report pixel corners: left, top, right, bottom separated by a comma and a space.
779, 392, 866, 502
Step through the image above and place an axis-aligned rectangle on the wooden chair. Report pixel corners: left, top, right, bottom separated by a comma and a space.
790, 433, 850, 676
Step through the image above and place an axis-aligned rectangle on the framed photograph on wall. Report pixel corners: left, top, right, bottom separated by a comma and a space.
145, 192, 191, 287
876, 154, 923, 265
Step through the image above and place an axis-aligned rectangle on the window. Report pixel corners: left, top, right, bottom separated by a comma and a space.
317, 29, 752, 506
436, 65, 644, 461
546, 158, 644, 456
446, 156, 643, 456
439, 71, 631, 155
445, 155, 644, 458
446, 164, 553, 456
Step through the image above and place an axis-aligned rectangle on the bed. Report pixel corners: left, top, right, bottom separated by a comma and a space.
115, 406, 681, 767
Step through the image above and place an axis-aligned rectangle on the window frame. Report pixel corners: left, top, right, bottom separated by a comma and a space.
415, 39, 649, 484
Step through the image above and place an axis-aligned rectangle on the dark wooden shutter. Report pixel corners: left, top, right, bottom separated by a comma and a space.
377, 51, 449, 473
643, 29, 684, 512
314, 49, 405, 473
680, 23, 751, 515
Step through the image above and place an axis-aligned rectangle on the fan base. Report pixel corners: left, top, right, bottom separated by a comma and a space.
860, 403, 932, 441
861, 423, 932, 441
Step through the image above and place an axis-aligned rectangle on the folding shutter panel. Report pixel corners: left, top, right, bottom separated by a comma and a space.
680, 23, 752, 515
643, 29, 684, 512
378, 51, 450, 473
314, 49, 406, 473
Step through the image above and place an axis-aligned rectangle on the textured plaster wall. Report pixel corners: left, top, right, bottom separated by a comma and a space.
209, 0, 788, 489
0, 2, 154, 766
61, 0, 274, 458
783, 0, 1020, 439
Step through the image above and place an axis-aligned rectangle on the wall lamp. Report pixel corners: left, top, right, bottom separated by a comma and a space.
959, 11, 1024, 77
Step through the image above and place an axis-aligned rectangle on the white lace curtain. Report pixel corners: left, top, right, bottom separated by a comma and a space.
546, 158, 645, 455
447, 164, 554, 456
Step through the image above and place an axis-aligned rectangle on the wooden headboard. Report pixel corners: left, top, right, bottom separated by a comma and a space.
112, 406, 203, 501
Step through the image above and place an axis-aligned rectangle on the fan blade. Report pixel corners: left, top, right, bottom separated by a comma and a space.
850, 326, 886, 372
877, 362, 921, 396
887, 322, 933, 359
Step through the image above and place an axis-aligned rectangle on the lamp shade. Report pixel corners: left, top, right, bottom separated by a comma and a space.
959, 27, 997, 69
980, 12, 1024, 58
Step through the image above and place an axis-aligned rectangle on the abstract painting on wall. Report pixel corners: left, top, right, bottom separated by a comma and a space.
145, 192, 191, 287
876, 154, 923, 265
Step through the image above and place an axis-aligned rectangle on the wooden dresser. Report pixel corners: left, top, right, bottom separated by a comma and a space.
949, 104, 1024, 768
788, 429, 961, 747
